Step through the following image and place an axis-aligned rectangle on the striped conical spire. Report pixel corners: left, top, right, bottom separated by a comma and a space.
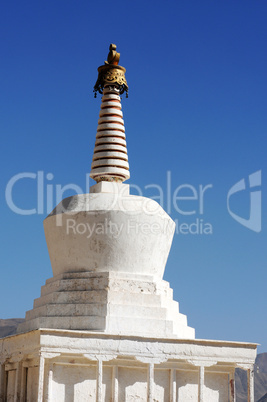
90, 86, 129, 183
90, 44, 130, 183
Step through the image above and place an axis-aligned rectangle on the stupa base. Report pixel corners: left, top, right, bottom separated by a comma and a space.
0, 329, 256, 401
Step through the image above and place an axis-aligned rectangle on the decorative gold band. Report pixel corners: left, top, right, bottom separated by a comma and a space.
94, 64, 128, 97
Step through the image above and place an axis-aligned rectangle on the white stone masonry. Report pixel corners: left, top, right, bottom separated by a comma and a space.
0, 329, 257, 401
17, 182, 195, 339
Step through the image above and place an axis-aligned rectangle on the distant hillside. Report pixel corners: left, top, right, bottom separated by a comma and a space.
0, 319, 266, 400
236, 353, 267, 402
258, 393, 267, 402
0, 318, 24, 338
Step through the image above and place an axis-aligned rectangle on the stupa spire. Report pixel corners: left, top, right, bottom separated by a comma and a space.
90, 44, 130, 183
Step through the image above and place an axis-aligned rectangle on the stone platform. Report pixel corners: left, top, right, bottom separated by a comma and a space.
0, 329, 257, 401
17, 271, 195, 339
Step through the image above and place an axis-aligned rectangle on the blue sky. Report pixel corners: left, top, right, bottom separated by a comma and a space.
1, 1, 266, 352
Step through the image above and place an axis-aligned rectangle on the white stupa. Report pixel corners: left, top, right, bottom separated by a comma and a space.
0, 44, 257, 401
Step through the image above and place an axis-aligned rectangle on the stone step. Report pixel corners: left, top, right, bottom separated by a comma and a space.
114, 305, 187, 327
106, 316, 175, 337
107, 304, 168, 320
107, 290, 170, 307
17, 315, 106, 333
161, 299, 179, 317
172, 324, 195, 339
171, 312, 188, 327
29, 299, 179, 323
44, 271, 155, 284
33, 290, 108, 308
34, 288, 173, 309
18, 314, 194, 339
106, 316, 195, 339
40, 277, 110, 297
25, 303, 107, 321
107, 291, 180, 314
40, 277, 171, 297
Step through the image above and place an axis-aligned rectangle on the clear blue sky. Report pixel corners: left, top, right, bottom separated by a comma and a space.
1, 1, 266, 352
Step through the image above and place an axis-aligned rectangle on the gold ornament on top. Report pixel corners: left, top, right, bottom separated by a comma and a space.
105, 43, 120, 65
94, 44, 128, 97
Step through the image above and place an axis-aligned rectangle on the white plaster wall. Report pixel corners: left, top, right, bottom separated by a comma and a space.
176, 370, 198, 401
0, 330, 257, 401
102, 366, 112, 401
204, 372, 229, 402
6, 370, 15, 401
154, 369, 170, 401
118, 367, 147, 401
52, 364, 96, 401
27, 367, 39, 401
44, 193, 175, 280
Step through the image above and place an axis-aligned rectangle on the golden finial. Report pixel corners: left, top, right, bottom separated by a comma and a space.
94, 44, 128, 97
105, 44, 120, 65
